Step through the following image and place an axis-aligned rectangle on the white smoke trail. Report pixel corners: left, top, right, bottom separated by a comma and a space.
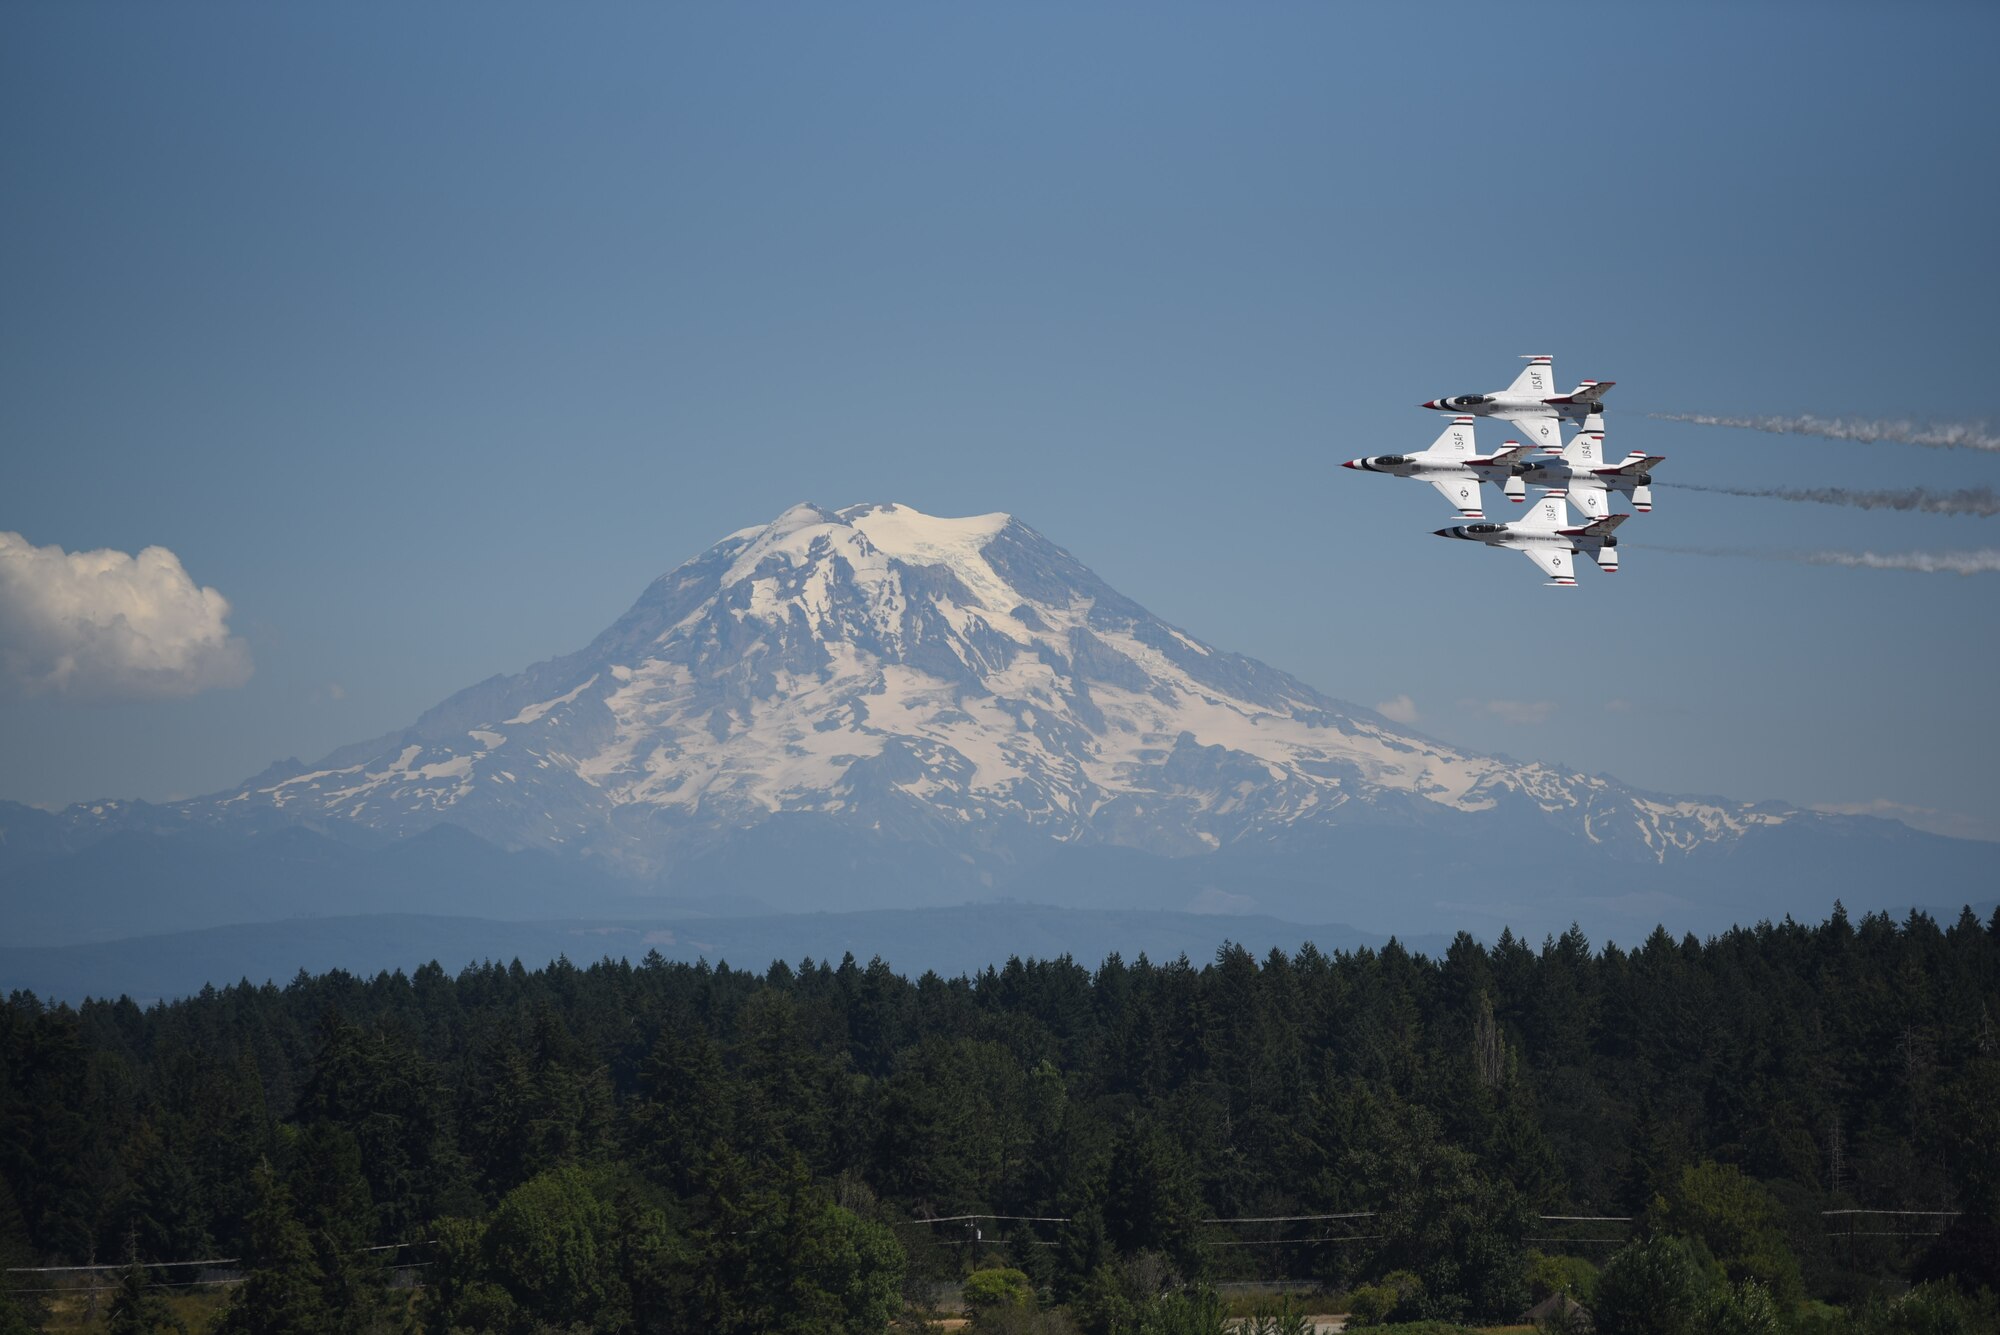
1631, 543, 1789, 563
1648, 412, 2000, 452
1663, 481, 2000, 517
1802, 549, 2000, 575
1636, 544, 2000, 575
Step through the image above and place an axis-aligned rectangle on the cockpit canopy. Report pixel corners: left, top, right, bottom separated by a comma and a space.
1463, 523, 1505, 535
1447, 394, 1492, 407
1372, 454, 1408, 466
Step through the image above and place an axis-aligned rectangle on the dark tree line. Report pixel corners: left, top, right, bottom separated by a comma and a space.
1, 902, 1996, 1331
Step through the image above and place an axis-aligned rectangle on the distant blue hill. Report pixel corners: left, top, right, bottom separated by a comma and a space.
0, 905, 1456, 1006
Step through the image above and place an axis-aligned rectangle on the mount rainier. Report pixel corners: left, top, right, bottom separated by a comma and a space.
5, 502, 1993, 945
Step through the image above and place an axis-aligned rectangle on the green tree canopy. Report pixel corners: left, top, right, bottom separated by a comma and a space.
1651, 1161, 1802, 1309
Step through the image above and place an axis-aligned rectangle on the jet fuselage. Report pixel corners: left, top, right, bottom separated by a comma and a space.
1418, 394, 1587, 450
1421, 357, 1612, 452
1518, 415, 1664, 515
1431, 495, 1624, 586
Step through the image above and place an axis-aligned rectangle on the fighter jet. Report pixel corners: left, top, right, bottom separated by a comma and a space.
1342, 416, 1537, 519
1514, 412, 1666, 519
1420, 355, 1614, 453
1432, 493, 1625, 586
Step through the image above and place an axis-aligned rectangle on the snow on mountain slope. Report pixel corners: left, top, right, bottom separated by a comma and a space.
140, 501, 1795, 887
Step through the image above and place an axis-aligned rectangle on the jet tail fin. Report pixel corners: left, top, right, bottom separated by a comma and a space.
1426, 416, 1478, 459
1503, 354, 1555, 399
1560, 418, 1607, 468
1518, 495, 1570, 532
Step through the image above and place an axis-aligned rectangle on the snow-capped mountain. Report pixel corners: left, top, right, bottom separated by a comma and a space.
10, 501, 1993, 941
191, 503, 1784, 866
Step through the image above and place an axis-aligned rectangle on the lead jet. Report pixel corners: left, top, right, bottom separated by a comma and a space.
1342, 416, 1537, 519
1420, 354, 1614, 453
1432, 493, 1625, 586
1514, 412, 1666, 519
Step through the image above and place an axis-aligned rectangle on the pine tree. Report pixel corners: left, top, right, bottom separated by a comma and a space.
0, 1288, 37, 1335
629, 1019, 735, 1196
215, 1159, 326, 1335
287, 1125, 386, 1334
106, 1255, 184, 1335
1103, 1118, 1207, 1281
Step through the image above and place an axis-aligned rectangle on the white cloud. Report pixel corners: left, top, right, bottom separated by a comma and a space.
1374, 693, 1420, 725
0, 531, 252, 701
1603, 698, 1635, 714
1463, 697, 1557, 726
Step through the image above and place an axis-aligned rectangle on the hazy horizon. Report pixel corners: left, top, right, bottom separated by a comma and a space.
5, 4, 1998, 846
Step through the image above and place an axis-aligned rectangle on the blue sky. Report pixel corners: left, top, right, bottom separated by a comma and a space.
4, 2, 1997, 840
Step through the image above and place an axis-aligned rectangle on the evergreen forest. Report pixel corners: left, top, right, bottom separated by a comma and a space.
2, 903, 1997, 1333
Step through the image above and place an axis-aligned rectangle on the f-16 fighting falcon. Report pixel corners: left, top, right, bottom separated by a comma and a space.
1420, 354, 1614, 453
1515, 412, 1666, 519
1432, 493, 1626, 586
1341, 416, 1537, 519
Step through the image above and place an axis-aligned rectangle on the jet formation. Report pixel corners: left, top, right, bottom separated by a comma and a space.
1345, 355, 1664, 585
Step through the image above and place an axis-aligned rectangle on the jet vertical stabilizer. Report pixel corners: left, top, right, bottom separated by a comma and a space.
1429, 416, 1479, 458
1504, 355, 1556, 400
1561, 413, 1608, 463
1517, 495, 1569, 532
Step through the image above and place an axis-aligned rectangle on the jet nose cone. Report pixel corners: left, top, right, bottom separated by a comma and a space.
1420, 400, 1438, 409
1341, 459, 1359, 469
1432, 528, 1452, 538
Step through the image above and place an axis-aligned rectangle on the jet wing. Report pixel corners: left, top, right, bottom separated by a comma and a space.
1429, 474, 1484, 518
1498, 411, 1564, 452
1565, 481, 1612, 520
1522, 545, 1578, 586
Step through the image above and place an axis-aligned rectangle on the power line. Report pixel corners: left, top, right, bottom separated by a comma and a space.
1210, 1235, 1384, 1247
5, 1240, 433, 1276
906, 1210, 1643, 1227
4, 1258, 240, 1273
8, 1263, 433, 1298
906, 1211, 1384, 1227
12, 1207, 1951, 1282
1205, 1213, 1377, 1224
